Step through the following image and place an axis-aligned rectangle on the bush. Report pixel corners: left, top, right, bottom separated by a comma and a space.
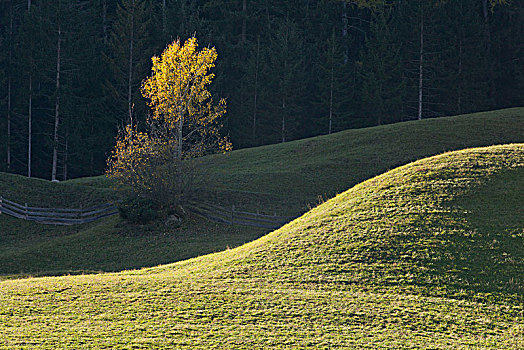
118, 196, 158, 224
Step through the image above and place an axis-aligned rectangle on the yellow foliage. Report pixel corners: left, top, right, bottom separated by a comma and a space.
107, 124, 176, 190
107, 36, 230, 203
141, 37, 231, 159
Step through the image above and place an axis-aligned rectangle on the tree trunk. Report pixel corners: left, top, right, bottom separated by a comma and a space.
63, 128, 68, 180
128, 0, 135, 123
7, 11, 13, 171
458, 37, 463, 114
265, 0, 271, 30
102, 0, 108, 43
281, 24, 288, 143
177, 116, 183, 160
329, 32, 335, 134
7, 77, 11, 171
342, 2, 348, 64
482, 0, 494, 105
241, 0, 247, 44
163, 0, 167, 38
52, 25, 62, 181
482, 0, 490, 41
281, 98, 286, 143
378, 82, 383, 125
417, 11, 424, 121
252, 35, 260, 143
27, 1, 33, 177
28, 75, 32, 178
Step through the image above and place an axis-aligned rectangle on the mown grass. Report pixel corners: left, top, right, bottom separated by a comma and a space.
0, 144, 522, 348
0, 107, 523, 277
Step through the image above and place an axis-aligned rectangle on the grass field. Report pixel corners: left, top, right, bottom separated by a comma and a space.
0, 144, 522, 348
0, 107, 523, 277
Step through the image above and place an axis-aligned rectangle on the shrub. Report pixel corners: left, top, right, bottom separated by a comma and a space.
118, 196, 158, 224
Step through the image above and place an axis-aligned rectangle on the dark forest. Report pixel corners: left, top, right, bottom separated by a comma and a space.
0, 0, 522, 179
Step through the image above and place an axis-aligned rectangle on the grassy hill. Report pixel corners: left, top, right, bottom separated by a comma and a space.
0, 144, 522, 348
0, 107, 523, 277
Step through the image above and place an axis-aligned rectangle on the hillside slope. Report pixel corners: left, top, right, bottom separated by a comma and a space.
1, 108, 522, 276
0, 144, 522, 348
197, 107, 524, 213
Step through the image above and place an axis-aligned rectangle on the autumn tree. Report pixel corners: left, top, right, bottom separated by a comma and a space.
107, 37, 230, 206
141, 37, 230, 160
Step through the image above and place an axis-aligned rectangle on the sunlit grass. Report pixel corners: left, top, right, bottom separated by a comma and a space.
0, 144, 522, 348
0, 107, 523, 277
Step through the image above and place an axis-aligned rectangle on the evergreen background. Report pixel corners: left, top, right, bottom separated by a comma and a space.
0, 0, 522, 180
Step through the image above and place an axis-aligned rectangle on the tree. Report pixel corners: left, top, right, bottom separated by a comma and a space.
264, 18, 307, 143
105, 0, 151, 125
16, 5, 38, 177
0, 0, 15, 172
360, 9, 404, 126
141, 37, 230, 160
108, 37, 230, 205
434, 0, 491, 116
317, 27, 354, 133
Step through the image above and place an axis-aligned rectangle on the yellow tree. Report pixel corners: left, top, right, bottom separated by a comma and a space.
141, 37, 231, 161
107, 123, 172, 193
107, 37, 229, 207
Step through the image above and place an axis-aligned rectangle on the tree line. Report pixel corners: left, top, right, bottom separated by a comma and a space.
0, 0, 522, 180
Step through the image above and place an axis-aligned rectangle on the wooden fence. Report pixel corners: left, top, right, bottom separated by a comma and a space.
187, 201, 297, 229
0, 195, 294, 229
0, 196, 119, 225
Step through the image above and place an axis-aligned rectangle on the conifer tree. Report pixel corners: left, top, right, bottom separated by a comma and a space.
264, 18, 307, 143
360, 9, 404, 125
435, 0, 490, 116
228, 34, 266, 148
15, 6, 39, 177
106, 0, 152, 125
60, 2, 108, 178
0, 1, 15, 171
317, 28, 354, 133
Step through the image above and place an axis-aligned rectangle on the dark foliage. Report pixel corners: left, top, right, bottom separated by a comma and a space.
118, 195, 158, 224
0, 0, 522, 179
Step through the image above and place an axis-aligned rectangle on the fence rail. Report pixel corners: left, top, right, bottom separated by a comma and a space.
0, 196, 119, 225
0, 195, 295, 229
187, 201, 296, 230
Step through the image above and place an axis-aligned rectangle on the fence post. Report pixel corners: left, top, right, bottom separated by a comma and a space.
25, 203, 28, 220
0, 196, 2, 215
79, 204, 83, 224
231, 205, 235, 224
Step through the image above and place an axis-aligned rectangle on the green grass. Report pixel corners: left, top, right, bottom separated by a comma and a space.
195, 107, 524, 214
0, 108, 523, 277
0, 144, 522, 348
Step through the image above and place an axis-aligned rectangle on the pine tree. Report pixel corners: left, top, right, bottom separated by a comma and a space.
317, 27, 354, 134
60, 2, 109, 178
395, 0, 440, 120
105, 0, 152, 126
228, 34, 265, 148
263, 18, 307, 143
15, 5, 40, 177
360, 8, 404, 126
434, 0, 490, 116
0, 2, 9, 171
